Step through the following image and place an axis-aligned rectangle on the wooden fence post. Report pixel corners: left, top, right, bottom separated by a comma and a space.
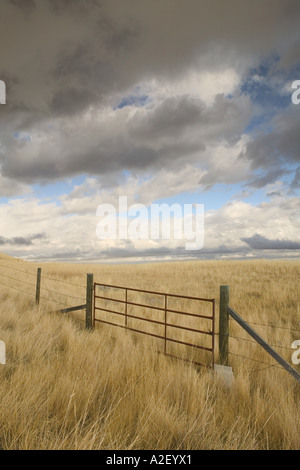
36, 267, 42, 305
86, 273, 94, 330
219, 285, 229, 366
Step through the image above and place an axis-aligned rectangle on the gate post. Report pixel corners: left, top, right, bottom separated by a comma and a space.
219, 285, 230, 366
86, 273, 94, 330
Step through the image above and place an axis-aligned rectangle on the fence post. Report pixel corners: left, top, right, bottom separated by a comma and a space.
86, 273, 94, 330
219, 285, 229, 366
36, 267, 42, 305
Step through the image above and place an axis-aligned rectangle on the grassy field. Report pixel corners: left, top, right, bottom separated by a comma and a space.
0, 254, 299, 450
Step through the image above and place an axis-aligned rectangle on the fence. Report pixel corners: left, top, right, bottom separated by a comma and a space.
93, 282, 215, 368
219, 285, 300, 383
0, 262, 90, 326
0, 262, 299, 382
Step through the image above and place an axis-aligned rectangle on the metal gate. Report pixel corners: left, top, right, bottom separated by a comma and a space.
93, 283, 215, 368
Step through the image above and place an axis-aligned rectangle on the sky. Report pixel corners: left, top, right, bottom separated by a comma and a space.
0, 0, 300, 263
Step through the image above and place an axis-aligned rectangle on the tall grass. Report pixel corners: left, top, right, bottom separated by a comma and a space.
0, 256, 299, 449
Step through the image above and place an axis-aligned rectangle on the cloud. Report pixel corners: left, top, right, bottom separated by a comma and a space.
1, 0, 299, 114
241, 105, 300, 170
129, 93, 251, 146
0, 92, 252, 185
0, 233, 45, 246
0, 0, 300, 262
241, 233, 300, 250
5, 0, 36, 14
0, 0, 298, 193
0, 181, 299, 262
266, 190, 283, 198
0, 175, 31, 197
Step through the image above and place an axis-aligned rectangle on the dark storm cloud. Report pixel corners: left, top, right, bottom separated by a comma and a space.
51, 41, 119, 115
129, 94, 250, 145
7, 0, 101, 16
242, 106, 300, 168
2, 0, 300, 108
247, 169, 287, 189
5, 0, 36, 13
0, 233, 45, 246
0, 0, 300, 187
238, 102, 300, 189
266, 190, 283, 198
49, 0, 95, 11
1, 93, 251, 183
241, 233, 300, 250
50, 87, 100, 117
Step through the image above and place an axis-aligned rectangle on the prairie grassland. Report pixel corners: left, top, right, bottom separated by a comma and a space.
0, 254, 299, 450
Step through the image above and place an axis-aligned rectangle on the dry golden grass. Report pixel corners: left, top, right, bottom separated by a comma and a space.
0, 255, 299, 450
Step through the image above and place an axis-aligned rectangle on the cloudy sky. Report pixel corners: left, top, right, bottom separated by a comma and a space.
0, 0, 300, 263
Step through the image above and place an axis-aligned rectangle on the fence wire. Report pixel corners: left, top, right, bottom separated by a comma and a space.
41, 273, 86, 290
0, 265, 86, 311
229, 316, 300, 335
0, 279, 36, 298
0, 264, 299, 378
228, 351, 281, 370
230, 334, 295, 351
0, 262, 36, 277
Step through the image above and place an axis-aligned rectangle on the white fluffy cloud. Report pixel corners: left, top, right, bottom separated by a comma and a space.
0, 178, 299, 262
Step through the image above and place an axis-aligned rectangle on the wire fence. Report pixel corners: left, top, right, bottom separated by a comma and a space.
228, 318, 299, 372
0, 263, 299, 380
218, 286, 300, 382
0, 262, 87, 312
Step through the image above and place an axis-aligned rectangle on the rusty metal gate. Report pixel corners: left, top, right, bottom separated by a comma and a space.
93, 283, 215, 368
